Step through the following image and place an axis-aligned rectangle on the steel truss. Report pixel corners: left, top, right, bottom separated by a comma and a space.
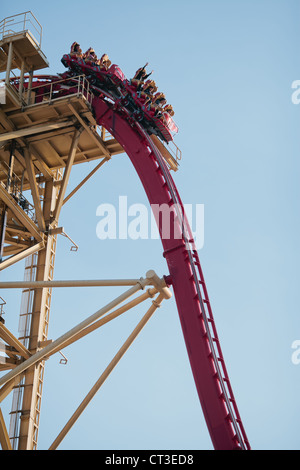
0, 270, 172, 450
0, 13, 126, 448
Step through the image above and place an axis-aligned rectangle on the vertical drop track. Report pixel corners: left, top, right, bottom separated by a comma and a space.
92, 94, 250, 450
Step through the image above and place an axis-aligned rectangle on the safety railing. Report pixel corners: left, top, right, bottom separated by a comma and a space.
17, 74, 94, 106
0, 11, 43, 48
100, 127, 114, 141
166, 139, 182, 164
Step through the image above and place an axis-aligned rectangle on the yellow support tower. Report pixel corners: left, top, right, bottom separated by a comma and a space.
0, 11, 124, 449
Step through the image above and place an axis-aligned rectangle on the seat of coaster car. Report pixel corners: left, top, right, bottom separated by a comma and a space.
108, 64, 126, 82
85, 62, 126, 89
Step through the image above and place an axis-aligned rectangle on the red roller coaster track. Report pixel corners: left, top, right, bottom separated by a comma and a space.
92, 94, 250, 451
16, 67, 250, 450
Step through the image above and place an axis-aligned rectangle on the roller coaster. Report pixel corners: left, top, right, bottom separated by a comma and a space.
0, 11, 250, 450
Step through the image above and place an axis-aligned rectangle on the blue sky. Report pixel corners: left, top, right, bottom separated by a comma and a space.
0, 0, 299, 450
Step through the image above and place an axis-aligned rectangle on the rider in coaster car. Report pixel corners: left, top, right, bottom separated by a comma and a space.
70, 42, 82, 58
150, 92, 167, 116
131, 63, 153, 91
98, 54, 112, 71
163, 104, 175, 116
140, 80, 157, 104
83, 47, 98, 66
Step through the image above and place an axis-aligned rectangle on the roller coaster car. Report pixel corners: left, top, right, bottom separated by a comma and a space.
122, 80, 178, 143
61, 54, 178, 143
62, 54, 125, 90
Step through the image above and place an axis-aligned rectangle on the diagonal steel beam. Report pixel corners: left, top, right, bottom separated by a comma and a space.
0, 323, 31, 359
49, 292, 165, 450
23, 148, 46, 232
0, 279, 151, 388
0, 407, 12, 450
0, 375, 24, 404
0, 182, 43, 241
0, 241, 45, 271
67, 103, 111, 158
52, 128, 82, 222
29, 145, 54, 181
63, 157, 109, 205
